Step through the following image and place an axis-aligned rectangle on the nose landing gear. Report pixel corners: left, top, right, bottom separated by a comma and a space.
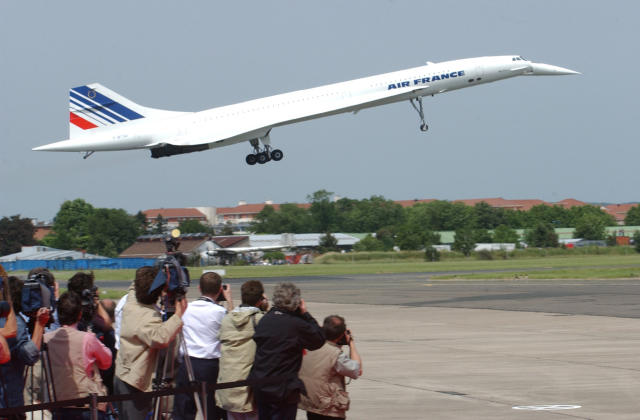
410, 96, 429, 132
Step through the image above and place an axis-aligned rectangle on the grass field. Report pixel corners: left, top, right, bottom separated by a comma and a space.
7, 253, 640, 282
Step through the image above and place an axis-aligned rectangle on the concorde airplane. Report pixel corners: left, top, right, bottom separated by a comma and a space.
33, 55, 578, 164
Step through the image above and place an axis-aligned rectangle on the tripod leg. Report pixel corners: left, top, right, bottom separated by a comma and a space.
179, 332, 205, 419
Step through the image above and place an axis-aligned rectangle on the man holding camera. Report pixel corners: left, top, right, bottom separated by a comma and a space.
44, 292, 112, 420
298, 315, 362, 420
216, 280, 269, 420
249, 282, 325, 420
115, 266, 186, 420
173, 271, 233, 420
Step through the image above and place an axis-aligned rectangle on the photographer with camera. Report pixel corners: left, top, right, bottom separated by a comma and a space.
216, 280, 269, 420
114, 266, 186, 420
43, 292, 112, 420
0, 276, 50, 413
173, 271, 233, 420
248, 282, 325, 420
27, 268, 59, 332
298, 315, 362, 420
67, 271, 117, 395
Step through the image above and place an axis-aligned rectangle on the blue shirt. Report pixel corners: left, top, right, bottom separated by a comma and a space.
0, 314, 40, 408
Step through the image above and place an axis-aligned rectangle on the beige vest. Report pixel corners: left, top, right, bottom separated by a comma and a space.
298, 342, 350, 418
44, 326, 107, 403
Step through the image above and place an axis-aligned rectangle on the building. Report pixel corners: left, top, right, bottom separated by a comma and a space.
215, 201, 310, 232
143, 208, 208, 229
0, 246, 107, 262
604, 203, 639, 225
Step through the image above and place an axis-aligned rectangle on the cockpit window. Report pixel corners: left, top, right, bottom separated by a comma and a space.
519, 56, 527, 61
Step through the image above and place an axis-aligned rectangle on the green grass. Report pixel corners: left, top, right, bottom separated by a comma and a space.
6, 252, 640, 281
432, 267, 640, 280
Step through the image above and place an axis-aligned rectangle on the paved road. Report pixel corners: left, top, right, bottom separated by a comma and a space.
94, 272, 640, 318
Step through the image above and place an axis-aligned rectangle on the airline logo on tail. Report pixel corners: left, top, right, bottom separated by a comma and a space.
69, 85, 145, 130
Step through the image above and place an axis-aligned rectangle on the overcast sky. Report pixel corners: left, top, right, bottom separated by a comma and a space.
1, 1, 637, 221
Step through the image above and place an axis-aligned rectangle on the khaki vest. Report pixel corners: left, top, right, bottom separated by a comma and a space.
44, 326, 107, 403
298, 342, 350, 418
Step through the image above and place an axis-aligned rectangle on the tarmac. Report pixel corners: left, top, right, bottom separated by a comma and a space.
135, 274, 640, 419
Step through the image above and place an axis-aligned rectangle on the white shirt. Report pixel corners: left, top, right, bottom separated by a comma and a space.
114, 294, 128, 350
181, 297, 226, 359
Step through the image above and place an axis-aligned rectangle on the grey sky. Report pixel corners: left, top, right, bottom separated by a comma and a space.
1, 1, 637, 221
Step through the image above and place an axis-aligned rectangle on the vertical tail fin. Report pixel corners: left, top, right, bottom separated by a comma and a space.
69, 83, 147, 137
68, 83, 184, 138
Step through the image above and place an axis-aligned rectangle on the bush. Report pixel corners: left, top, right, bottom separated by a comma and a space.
424, 246, 440, 262
475, 249, 493, 260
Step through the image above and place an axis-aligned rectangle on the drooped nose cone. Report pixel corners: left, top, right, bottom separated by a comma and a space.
528, 62, 581, 76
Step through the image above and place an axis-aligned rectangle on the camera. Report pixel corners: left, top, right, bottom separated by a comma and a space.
149, 229, 191, 315
22, 273, 56, 314
337, 329, 351, 346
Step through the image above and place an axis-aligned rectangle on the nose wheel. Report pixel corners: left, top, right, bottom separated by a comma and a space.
410, 97, 429, 132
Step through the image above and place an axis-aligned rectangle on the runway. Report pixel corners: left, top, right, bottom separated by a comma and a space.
97, 272, 640, 418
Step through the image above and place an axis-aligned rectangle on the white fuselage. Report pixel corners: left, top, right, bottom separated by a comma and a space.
34, 55, 578, 154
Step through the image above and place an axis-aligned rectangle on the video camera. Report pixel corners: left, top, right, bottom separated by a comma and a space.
22, 273, 56, 314
149, 229, 190, 314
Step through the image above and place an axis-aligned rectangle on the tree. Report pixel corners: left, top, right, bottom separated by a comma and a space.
42, 199, 145, 256
473, 228, 492, 243
0, 216, 36, 256
573, 213, 607, 240
251, 204, 313, 234
318, 232, 338, 253
221, 221, 235, 235
634, 231, 640, 253
524, 223, 559, 247
152, 214, 167, 234
42, 199, 94, 250
308, 190, 337, 232
353, 234, 384, 252
492, 224, 519, 244
178, 219, 212, 234
452, 227, 475, 256
625, 205, 640, 226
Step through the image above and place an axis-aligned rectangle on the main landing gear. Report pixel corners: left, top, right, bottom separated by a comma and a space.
410, 96, 429, 132
245, 137, 284, 166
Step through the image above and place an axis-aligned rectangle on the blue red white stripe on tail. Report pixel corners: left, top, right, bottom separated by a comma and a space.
69, 85, 145, 130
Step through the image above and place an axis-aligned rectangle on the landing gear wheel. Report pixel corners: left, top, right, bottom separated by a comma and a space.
246, 154, 257, 165
420, 123, 429, 132
271, 149, 284, 161
257, 152, 269, 164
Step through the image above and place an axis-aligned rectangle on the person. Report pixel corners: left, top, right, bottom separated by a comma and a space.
114, 266, 186, 420
0, 276, 50, 414
44, 292, 112, 420
27, 268, 60, 332
248, 282, 325, 420
298, 316, 362, 420
216, 280, 269, 420
173, 271, 233, 420
67, 271, 117, 395
0, 271, 17, 365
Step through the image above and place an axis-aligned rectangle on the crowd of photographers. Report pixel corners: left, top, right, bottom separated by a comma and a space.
0, 262, 362, 420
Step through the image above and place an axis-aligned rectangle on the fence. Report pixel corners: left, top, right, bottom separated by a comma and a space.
0, 375, 285, 419
0, 258, 156, 272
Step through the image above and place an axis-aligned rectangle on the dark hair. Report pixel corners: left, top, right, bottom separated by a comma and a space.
68, 272, 95, 296
200, 272, 222, 297
135, 266, 162, 305
323, 315, 346, 341
28, 267, 55, 288
57, 292, 82, 326
241, 280, 264, 306
8, 276, 23, 313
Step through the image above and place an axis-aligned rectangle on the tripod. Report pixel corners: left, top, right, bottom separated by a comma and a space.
23, 342, 56, 420
151, 329, 205, 420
